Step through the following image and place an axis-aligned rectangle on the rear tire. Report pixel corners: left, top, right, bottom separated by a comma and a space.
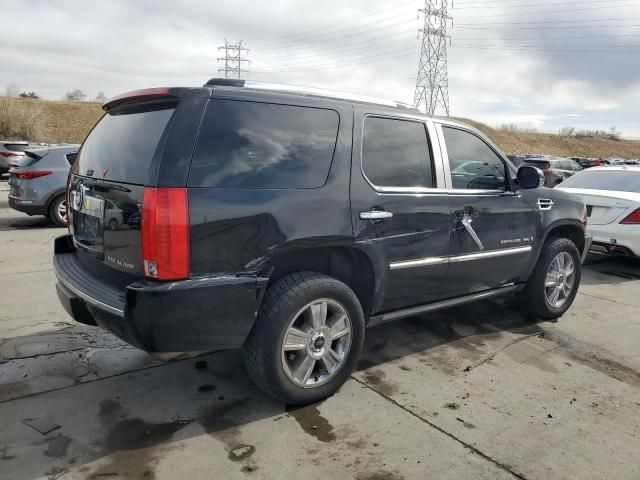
523, 237, 581, 319
243, 271, 365, 405
49, 194, 67, 227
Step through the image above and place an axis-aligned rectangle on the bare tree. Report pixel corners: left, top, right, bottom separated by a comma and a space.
94, 91, 107, 102
5, 84, 19, 97
65, 89, 87, 102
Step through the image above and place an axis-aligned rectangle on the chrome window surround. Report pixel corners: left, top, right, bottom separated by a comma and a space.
389, 245, 532, 270
359, 115, 446, 194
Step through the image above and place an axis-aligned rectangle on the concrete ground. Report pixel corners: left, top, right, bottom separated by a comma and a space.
1, 182, 639, 480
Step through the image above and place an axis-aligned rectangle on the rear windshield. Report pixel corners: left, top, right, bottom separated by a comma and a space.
522, 160, 550, 169
188, 100, 339, 189
3, 143, 29, 152
561, 170, 640, 192
20, 151, 45, 168
75, 105, 174, 184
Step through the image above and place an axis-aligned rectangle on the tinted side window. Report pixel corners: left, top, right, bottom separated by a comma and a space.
189, 100, 339, 189
442, 127, 507, 191
65, 152, 77, 166
362, 117, 433, 188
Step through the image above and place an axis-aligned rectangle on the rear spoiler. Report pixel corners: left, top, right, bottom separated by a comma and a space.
102, 87, 177, 111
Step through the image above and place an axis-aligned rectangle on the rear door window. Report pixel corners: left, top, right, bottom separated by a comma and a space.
75, 105, 174, 184
361, 116, 434, 188
188, 100, 340, 189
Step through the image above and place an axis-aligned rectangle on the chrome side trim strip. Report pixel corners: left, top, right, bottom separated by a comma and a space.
369, 284, 521, 326
389, 245, 532, 270
390, 256, 448, 270
449, 245, 532, 263
54, 267, 125, 317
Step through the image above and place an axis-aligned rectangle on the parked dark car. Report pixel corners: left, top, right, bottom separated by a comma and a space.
521, 157, 583, 187
54, 80, 591, 404
8, 145, 79, 226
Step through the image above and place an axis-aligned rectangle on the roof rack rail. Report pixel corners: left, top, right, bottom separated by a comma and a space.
203, 78, 417, 111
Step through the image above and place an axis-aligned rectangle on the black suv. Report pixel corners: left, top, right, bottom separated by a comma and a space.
54, 79, 591, 404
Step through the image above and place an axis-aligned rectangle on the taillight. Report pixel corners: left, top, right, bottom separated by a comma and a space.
620, 208, 640, 224
141, 187, 189, 281
0, 152, 17, 157
13, 171, 52, 180
65, 173, 72, 233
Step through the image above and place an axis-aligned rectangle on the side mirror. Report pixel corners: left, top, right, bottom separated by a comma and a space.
517, 165, 544, 189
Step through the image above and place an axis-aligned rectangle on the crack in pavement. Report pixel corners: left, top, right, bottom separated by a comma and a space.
0, 356, 183, 405
350, 375, 528, 480
0, 347, 88, 363
577, 291, 640, 309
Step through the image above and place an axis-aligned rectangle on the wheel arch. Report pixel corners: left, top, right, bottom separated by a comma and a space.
264, 246, 376, 316
45, 188, 66, 211
542, 220, 586, 253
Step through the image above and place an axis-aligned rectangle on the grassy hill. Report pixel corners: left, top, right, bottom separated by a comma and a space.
1, 97, 639, 158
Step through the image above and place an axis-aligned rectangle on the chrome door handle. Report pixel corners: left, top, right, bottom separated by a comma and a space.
460, 214, 485, 250
360, 210, 393, 220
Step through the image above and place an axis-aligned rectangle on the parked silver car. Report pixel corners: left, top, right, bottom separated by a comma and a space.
8, 145, 79, 226
1, 140, 33, 175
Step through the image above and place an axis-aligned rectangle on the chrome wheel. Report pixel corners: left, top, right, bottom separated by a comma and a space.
281, 298, 352, 388
544, 252, 575, 308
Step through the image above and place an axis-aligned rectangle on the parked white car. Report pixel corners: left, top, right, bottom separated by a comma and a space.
558, 166, 640, 257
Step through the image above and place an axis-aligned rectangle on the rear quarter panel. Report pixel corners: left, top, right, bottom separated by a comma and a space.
188, 96, 354, 276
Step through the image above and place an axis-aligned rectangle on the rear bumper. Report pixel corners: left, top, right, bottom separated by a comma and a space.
8, 195, 47, 215
587, 225, 639, 257
53, 235, 269, 352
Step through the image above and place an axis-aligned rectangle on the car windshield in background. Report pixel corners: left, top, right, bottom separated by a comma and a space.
523, 160, 550, 169
561, 170, 640, 192
75, 105, 174, 184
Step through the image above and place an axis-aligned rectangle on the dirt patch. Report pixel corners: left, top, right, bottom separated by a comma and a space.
361, 369, 398, 396
286, 403, 336, 443
45, 435, 71, 458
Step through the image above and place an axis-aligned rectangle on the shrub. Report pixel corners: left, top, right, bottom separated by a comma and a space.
0, 97, 43, 141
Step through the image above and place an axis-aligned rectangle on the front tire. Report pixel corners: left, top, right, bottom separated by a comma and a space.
523, 237, 581, 319
49, 194, 67, 227
243, 272, 365, 405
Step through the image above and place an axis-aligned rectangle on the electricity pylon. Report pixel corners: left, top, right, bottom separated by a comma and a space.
413, 0, 451, 116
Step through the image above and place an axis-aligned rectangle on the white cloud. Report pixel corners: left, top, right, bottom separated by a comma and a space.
1, 0, 640, 135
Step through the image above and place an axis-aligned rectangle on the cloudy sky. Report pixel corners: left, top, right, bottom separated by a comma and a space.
2, 0, 640, 136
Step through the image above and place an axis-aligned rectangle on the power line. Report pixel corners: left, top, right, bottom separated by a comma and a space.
453, 0, 632, 6
453, 0, 635, 9
454, 3, 639, 18
455, 22, 640, 30
251, 0, 417, 48
252, 49, 418, 74
252, 17, 417, 53
451, 44, 640, 52
253, 37, 417, 67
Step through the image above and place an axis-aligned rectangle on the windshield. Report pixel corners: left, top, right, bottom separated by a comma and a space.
75, 104, 174, 184
561, 170, 640, 193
